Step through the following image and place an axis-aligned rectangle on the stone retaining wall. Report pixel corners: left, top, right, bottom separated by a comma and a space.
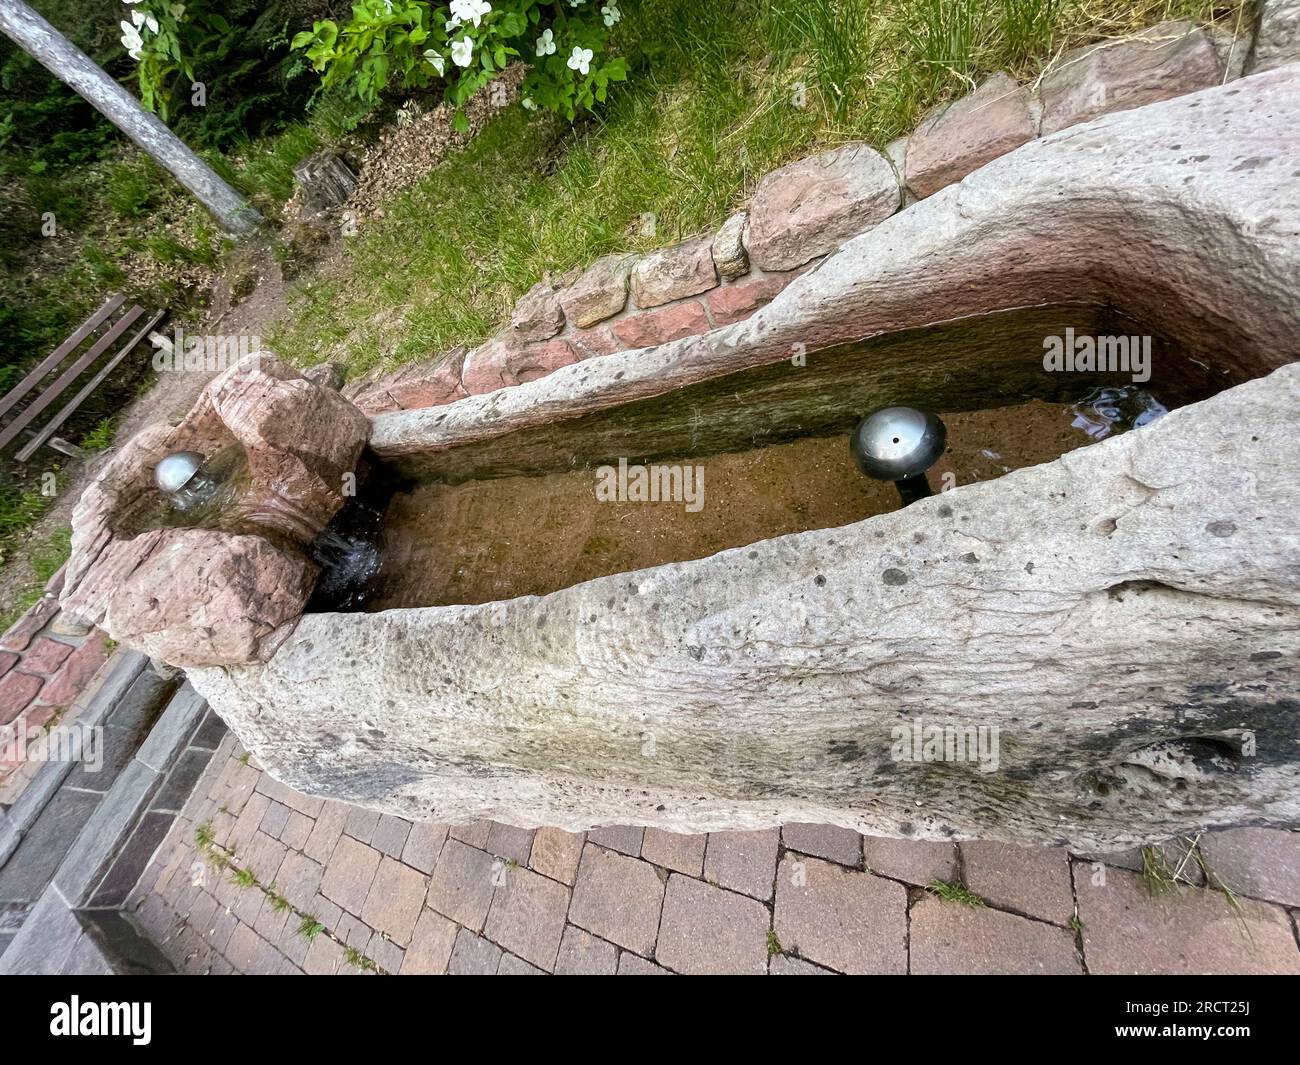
342, 10, 1292, 417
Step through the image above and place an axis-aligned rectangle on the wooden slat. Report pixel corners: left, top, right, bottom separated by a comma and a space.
0, 293, 125, 420
15, 310, 165, 463
0, 305, 144, 452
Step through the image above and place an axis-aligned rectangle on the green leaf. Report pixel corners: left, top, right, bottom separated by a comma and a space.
452, 110, 469, 133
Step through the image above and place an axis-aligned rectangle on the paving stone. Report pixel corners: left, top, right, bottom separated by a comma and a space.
1199, 828, 1300, 906
319, 835, 382, 915
0, 594, 57, 652
617, 953, 670, 975
960, 841, 1074, 925
1039, 19, 1221, 135
225, 923, 269, 972
0, 672, 43, 726
259, 800, 291, 840
641, 829, 706, 876
252, 895, 291, 944
448, 819, 492, 848
366, 934, 406, 974
498, 954, 545, 974
334, 910, 374, 952
861, 835, 958, 886
530, 826, 585, 885
228, 791, 270, 850
304, 800, 348, 863
774, 854, 907, 975
19, 637, 72, 674
0, 651, 17, 677
554, 924, 618, 974
910, 895, 1083, 974
361, 857, 427, 947
371, 814, 411, 858
1076, 867, 1300, 975
303, 931, 344, 975
485, 821, 536, 864
630, 235, 717, 308
782, 822, 861, 866
704, 829, 779, 900
34, 636, 108, 707
448, 929, 503, 974
401, 821, 448, 874
904, 72, 1037, 198
609, 300, 711, 349
483, 863, 569, 970
657, 874, 770, 975
401, 909, 459, 974
769, 954, 834, 975
279, 810, 314, 851
425, 838, 498, 931
343, 806, 381, 844
587, 824, 643, 857
569, 844, 665, 956
243, 831, 288, 888
746, 143, 899, 270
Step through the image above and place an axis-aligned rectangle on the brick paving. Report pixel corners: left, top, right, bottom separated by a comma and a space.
128, 733, 1300, 975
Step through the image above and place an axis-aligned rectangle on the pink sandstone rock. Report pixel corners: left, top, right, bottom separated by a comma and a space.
705, 271, 801, 326
512, 339, 579, 383
1249, 0, 1300, 73
19, 637, 72, 675
0, 651, 16, 678
354, 347, 468, 414
905, 73, 1037, 198
558, 253, 637, 327
60, 353, 366, 667
462, 336, 581, 394
1040, 20, 1221, 135
630, 236, 718, 309
568, 326, 621, 359
746, 143, 900, 271
509, 279, 566, 341
101, 529, 317, 667
610, 300, 712, 349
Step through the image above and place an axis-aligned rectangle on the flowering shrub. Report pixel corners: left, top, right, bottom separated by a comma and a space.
292, 1, 629, 125
119, 1, 199, 118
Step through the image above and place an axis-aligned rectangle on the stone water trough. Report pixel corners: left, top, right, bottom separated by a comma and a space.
61, 68, 1300, 851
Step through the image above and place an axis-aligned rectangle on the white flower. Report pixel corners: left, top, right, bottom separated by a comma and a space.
145, 14, 159, 32
567, 45, 593, 75
424, 49, 446, 76
171, 4, 185, 16
451, 36, 474, 68
521, 97, 537, 110
568, 0, 585, 6
449, 0, 491, 28
601, 3, 620, 27
119, 20, 143, 59
131, 9, 145, 26
535, 28, 556, 57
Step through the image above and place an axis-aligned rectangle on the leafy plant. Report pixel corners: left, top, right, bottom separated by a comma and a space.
293, 1, 629, 124
79, 416, 116, 452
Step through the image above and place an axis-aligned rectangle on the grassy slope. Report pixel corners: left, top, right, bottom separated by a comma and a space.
269, 0, 1239, 380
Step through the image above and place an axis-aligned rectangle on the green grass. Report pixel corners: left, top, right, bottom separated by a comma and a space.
297, 916, 326, 941
268, 0, 1237, 381
79, 416, 117, 452
0, 525, 71, 633
929, 879, 985, 907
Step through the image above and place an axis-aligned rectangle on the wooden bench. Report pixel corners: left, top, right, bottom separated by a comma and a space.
0, 295, 164, 463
